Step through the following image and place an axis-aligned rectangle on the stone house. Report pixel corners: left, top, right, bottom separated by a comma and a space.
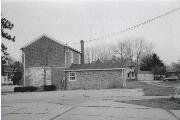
20, 35, 84, 89
64, 62, 128, 90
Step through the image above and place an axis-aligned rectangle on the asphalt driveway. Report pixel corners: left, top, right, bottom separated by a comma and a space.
1, 89, 179, 120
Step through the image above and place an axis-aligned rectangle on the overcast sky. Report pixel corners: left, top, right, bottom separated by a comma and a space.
2, 0, 180, 65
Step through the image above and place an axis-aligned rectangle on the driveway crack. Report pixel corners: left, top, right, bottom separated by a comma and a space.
49, 105, 78, 120
166, 110, 180, 120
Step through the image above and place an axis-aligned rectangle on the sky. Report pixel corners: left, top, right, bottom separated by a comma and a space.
1, 0, 180, 65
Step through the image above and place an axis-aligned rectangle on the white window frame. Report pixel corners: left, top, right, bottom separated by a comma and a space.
71, 51, 74, 63
79, 54, 81, 64
65, 51, 68, 68
4, 77, 7, 82
69, 72, 76, 81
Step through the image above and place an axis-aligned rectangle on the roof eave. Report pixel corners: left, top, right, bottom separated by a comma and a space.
64, 68, 126, 72
65, 45, 81, 54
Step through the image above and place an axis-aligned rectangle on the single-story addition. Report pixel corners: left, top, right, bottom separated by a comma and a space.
64, 62, 128, 90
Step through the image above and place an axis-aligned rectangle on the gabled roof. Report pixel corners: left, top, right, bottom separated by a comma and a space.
20, 34, 81, 53
65, 61, 126, 71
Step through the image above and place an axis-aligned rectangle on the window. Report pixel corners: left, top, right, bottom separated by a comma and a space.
71, 51, 74, 63
69, 72, 76, 81
65, 51, 68, 68
4, 77, 7, 82
79, 54, 81, 64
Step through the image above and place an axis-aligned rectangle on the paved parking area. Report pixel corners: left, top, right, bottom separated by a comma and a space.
1, 89, 179, 120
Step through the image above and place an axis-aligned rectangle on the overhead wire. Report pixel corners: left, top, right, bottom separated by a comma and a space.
67, 7, 180, 45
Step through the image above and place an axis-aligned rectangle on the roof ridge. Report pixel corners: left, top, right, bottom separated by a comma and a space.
20, 35, 44, 50
43, 34, 81, 53
20, 34, 81, 53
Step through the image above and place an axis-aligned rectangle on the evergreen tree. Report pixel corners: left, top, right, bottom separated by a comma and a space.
1, 16, 15, 64
140, 53, 166, 80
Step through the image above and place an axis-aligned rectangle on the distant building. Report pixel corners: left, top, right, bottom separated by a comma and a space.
137, 71, 154, 81
20, 35, 83, 89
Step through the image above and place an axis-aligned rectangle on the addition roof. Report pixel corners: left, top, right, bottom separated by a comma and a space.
66, 61, 127, 71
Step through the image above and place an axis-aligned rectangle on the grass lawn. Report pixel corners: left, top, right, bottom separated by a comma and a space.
126, 81, 176, 96
120, 81, 180, 110
119, 98, 180, 110
158, 81, 180, 87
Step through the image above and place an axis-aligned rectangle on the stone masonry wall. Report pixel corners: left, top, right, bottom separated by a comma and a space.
66, 70, 123, 90
25, 67, 51, 87
51, 67, 65, 89
24, 36, 65, 67
25, 67, 66, 89
66, 49, 80, 68
23, 36, 82, 89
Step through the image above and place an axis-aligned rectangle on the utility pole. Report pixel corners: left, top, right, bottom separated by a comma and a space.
22, 50, 26, 87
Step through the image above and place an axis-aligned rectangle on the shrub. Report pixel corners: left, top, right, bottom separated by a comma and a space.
23, 86, 37, 92
14, 86, 37, 92
14, 87, 24, 92
43, 85, 57, 91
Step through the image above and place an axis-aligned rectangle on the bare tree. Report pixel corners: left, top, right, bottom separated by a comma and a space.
91, 47, 97, 62
84, 44, 115, 63
85, 47, 98, 63
132, 38, 153, 80
116, 38, 153, 80
85, 48, 91, 64
115, 39, 134, 62
96, 45, 115, 63
115, 40, 127, 60
85, 39, 153, 81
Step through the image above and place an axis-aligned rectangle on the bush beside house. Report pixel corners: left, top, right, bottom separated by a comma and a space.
14, 86, 37, 92
43, 85, 57, 91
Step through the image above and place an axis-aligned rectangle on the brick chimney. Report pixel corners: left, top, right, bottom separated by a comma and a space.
80, 40, 84, 64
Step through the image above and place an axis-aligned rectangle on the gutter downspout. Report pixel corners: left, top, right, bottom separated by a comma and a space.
23, 50, 25, 86
80, 40, 84, 64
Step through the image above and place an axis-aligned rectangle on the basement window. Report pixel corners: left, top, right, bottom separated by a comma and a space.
69, 72, 76, 81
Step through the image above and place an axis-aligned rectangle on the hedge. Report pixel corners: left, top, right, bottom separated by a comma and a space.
14, 86, 37, 92
43, 85, 57, 91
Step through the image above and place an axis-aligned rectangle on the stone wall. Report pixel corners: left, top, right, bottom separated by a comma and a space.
65, 49, 81, 68
22, 36, 82, 89
25, 67, 51, 87
25, 67, 67, 89
24, 36, 65, 67
66, 70, 123, 90
51, 67, 65, 89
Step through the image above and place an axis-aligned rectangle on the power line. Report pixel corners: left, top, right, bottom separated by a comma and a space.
68, 7, 180, 45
